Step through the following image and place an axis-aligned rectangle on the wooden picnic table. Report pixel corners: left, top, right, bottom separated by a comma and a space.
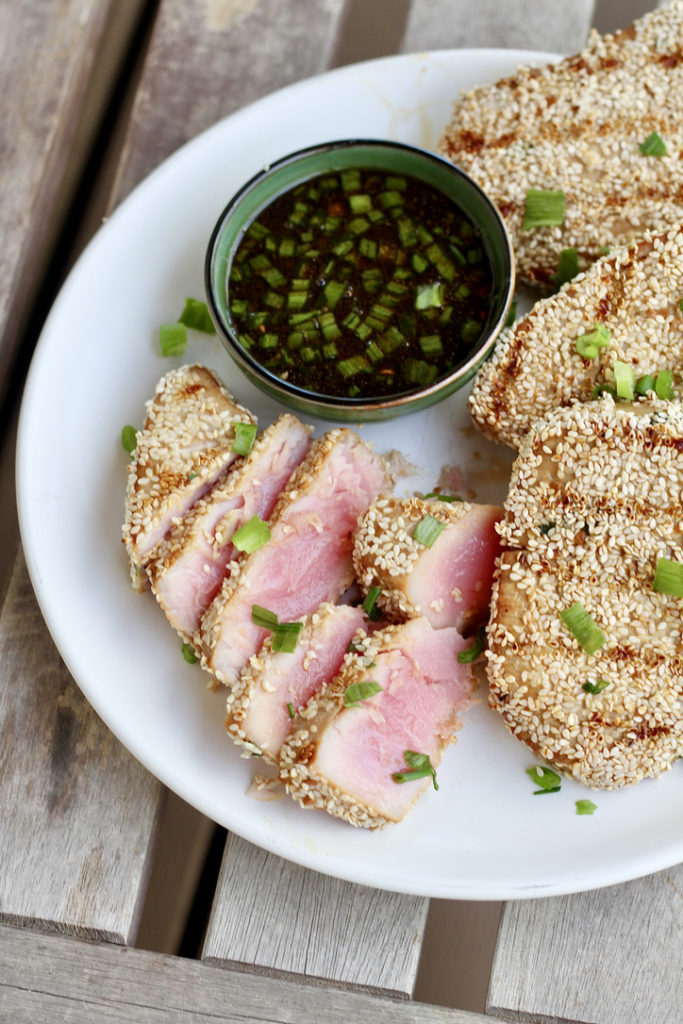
2, 1, 682, 1022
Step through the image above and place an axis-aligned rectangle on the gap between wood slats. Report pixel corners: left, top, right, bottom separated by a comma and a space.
0, 923, 501, 1024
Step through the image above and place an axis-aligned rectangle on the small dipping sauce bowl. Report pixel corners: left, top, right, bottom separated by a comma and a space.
205, 139, 514, 422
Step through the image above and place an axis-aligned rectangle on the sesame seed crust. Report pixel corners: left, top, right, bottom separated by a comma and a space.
468, 225, 683, 450
279, 621, 469, 830
439, 2, 683, 287
122, 365, 254, 589
225, 602, 367, 764
488, 399, 683, 788
199, 427, 388, 687
353, 495, 474, 620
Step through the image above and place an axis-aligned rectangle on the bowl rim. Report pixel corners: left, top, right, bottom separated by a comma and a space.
205, 137, 515, 414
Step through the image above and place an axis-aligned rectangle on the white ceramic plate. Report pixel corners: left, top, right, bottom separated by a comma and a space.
17, 50, 683, 900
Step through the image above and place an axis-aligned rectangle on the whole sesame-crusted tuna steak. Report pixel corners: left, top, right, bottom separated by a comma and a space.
279, 617, 475, 828
123, 365, 254, 589
147, 415, 311, 642
487, 398, 683, 789
469, 226, 683, 450
353, 496, 502, 633
439, 2, 683, 288
201, 428, 388, 687
226, 603, 366, 763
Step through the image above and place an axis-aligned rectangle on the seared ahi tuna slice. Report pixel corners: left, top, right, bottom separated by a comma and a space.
123, 365, 254, 589
354, 496, 502, 634
201, 428, 387, 687
279, 617, 475, 829
147, 415, 312, 640
226, 603, 366, 762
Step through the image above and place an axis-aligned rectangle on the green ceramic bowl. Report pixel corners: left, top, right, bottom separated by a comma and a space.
205, 139, 515, 422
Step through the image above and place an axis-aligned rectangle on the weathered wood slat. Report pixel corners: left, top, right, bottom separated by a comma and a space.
0, 0, 144, 403
487, 864, 683, 1024
111, 0, 350, 204
0, 553, 162, 944
0, 923, 499, 1024
203, 833, 428, 997
400, 0, 595, 53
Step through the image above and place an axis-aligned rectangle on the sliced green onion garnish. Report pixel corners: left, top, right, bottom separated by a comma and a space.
232, 515, 271, 553
655, 369, 674, 400
653, 557, 683, 597
522, 189, 565, 230
424, 492, 462, 503
392, 750, 439, 790
592, 382, 616, 399
121, 424, 137, 455
560, 601, 606, 655
457, 626, 486, 663
575, 323, 610, 360
413, 514, 446, 548
551, 247, 579, 289
159, 322, 188, 357
178, 297, 216, 333
344, 681, 382, 708
251, 605, 279, 629
250, 606, 302, 651
272, 621, 303, 653
526, 765, 561, 794
576, 799, 597, 815
635, 374, 656, 396
362, 585, 382, 621
639, 131, 667, 157
582, 678, 610, 694
232, 421, 257, 456
287, 702, 295, 719
613, 360, 635, 401
182, 642, 198, 664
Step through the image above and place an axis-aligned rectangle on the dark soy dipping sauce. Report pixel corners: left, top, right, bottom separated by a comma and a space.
227, 168, 493, 399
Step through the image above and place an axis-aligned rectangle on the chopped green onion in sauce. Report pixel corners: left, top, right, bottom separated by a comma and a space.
362, 585, 382, 621
560, 601, 606, 655
457, 625, 486, 664
526, 765, 561, 794
613, 360, 635, 401
392, 750, 439, 790
344, 681, 382, 708
159, 322, 188, 356
575, 323, 610, 360
182, 642, 199, 664
639, 131, 667, 157
287, 702, 295, 719
653, 557, 683, 597
178, 297, 216, 333
551, 247, 579, 290
232, 421, 257, 456
121, 424, 138, 456
227, 168, 494, 399
413, 514, 446, 548
522, 189, 565, 230
232, 514, 271, 553
576, 799, 597, 815
582, 678, 610, 694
